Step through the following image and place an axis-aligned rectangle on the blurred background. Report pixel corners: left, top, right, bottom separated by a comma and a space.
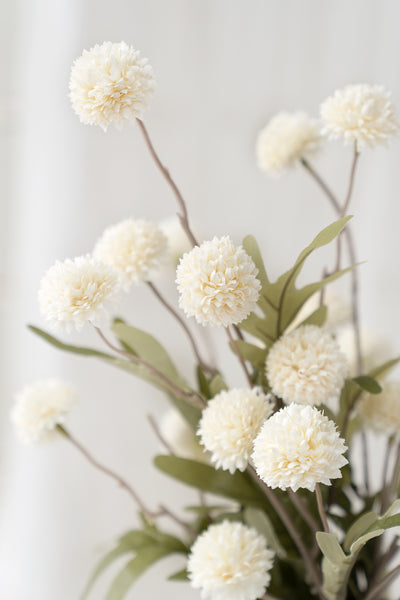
1, 1, 400, 598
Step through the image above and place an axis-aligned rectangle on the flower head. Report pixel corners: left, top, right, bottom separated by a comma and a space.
93, 218, 168, 289
252, 403, 348, 492
198, 388, 274, 473
320, 84, 398, 149
11, 379, 78, 444
266, 324, 348, 406
176, 236, 261, 327
358, 382, 400, 436
256, 112, 321, 175
69, 41, 155, 131
188, 520, 274, 600
159, 409, 207, 462
38, 255, 120, 332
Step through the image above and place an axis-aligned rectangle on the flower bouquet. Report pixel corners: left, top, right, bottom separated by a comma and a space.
12, 42, 400, 600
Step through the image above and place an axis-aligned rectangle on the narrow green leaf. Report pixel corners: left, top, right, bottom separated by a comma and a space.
368, 356, 400, 381
297, 305, 327, 328
167, 569, 189, 581
154, 455, 266, 507
352, 376, 382, 394
316, 532, 347, 564
209, 374, 228, 397
343, 511, 378, 552
244, 507, 286, 558
105, 546, 175, 600
28, 325, 112, 359
232, 340, 268, 370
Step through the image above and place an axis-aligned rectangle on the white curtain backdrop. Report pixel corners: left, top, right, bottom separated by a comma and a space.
2, 1, 400, 598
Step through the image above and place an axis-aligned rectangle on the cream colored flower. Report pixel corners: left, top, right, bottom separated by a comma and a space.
11, 379, 78, 444
93, 218, 168, 289
159, 409, 207, 462
252, 403, 348, 492
176, 236, 261, 327
358, 382, 400, 436
188, 520, 274, 600
198, 388, 274, 473
337, 324, 392, 377
320, 84, 398, 149
266, 324, 348, 406
69, 41, 155, 131
38, 255, 119, 332
256, 112, 321, 175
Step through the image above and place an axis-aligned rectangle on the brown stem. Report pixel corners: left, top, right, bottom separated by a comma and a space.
147, 413, 175, 455
380, 437, 395, 512
288, 489, 320, 533
315, 484, 329, 533
363, 564, 400, 600
94, 325, 206, 407
301, 158, 341, 213
226, 326, 253, 386
57, 425, 153, 520
136, 118, 198, 248
340, 145, 360, 218
154, 504, 197, 536
386, 441, 400, 505
247, 466, 326, 599
146, 281, 215, 375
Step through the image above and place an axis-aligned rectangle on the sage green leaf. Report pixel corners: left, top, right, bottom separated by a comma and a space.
209, 374, 228, 397
352, 375, 382, 394
111, 320, 189, 390
105, 545, 177, 600
231, 340, 268, 370
154, 455, 266, 507
368, 356, 400, 381
167, 569, 189, 581
244, 507, 286, 558
343, 511, 378, 552
298, 305, 327, 328
240, 217, 353, 344
28, 325, 112, 359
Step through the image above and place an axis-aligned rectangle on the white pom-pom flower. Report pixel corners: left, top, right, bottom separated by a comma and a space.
188, 520, 274, 600
266, 324, 348, 406
11, 379, 78, 444
256, 111, 321, 175
38, 255, 120, 332
93, 218, 168, 289
320, 84, 398, 149
198, 388, 274, 473
252, 403, 348, 492
176, 236, 261, 327
358, 382, 400, 436
69, 41, 155, 131
159, 409, 207, 462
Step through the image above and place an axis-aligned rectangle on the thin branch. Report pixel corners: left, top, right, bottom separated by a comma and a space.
387, 441, 400, 505
247, 466, 326, 600
340, 145, 360, 218
147, 413, 175, 455
94, 325, 206, 407
363, 564, 400, 600
136, 118, 198, 247
226, 326, 253, 386
315, 484, 329, 533
154, 504, 197, 536
57, 425, 154, 520
146, 281, 215, 375
301, 158, 341, 213
288, 489, 320, 533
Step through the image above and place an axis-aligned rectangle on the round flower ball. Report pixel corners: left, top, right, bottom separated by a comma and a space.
358, 382, 400, 437
38, 255, 120, 332
93, 218, 168, 289
69, 41, 155, 131
320, 84, 398, 150
266, 324, 348, 406
188, 520, 274, 600
256, 111, 321, 175
252, 403, 348, 492
11, 379, 78, 444
176, 236, 261, 327
198, 388, 274, 473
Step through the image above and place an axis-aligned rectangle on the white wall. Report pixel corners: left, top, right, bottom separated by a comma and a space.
2, 1, 400, 598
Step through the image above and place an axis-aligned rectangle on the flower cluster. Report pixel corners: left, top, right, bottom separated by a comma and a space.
176, 236, 261, 327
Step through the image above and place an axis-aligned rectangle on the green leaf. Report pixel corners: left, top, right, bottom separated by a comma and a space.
105, 545, 176, 600
343, 511, 378, 552
352, 376, 382, 394
298, 305, 328, 328
154, 455, 266, 507
368, 356, 400, 381
240, 217, 353, 345
209, 374, 228, 397
167, 569, 189, 581
28, 325, 113, 359
111, 320, 189, 390
244, 507, 286, 558
231, 340, 268, 370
